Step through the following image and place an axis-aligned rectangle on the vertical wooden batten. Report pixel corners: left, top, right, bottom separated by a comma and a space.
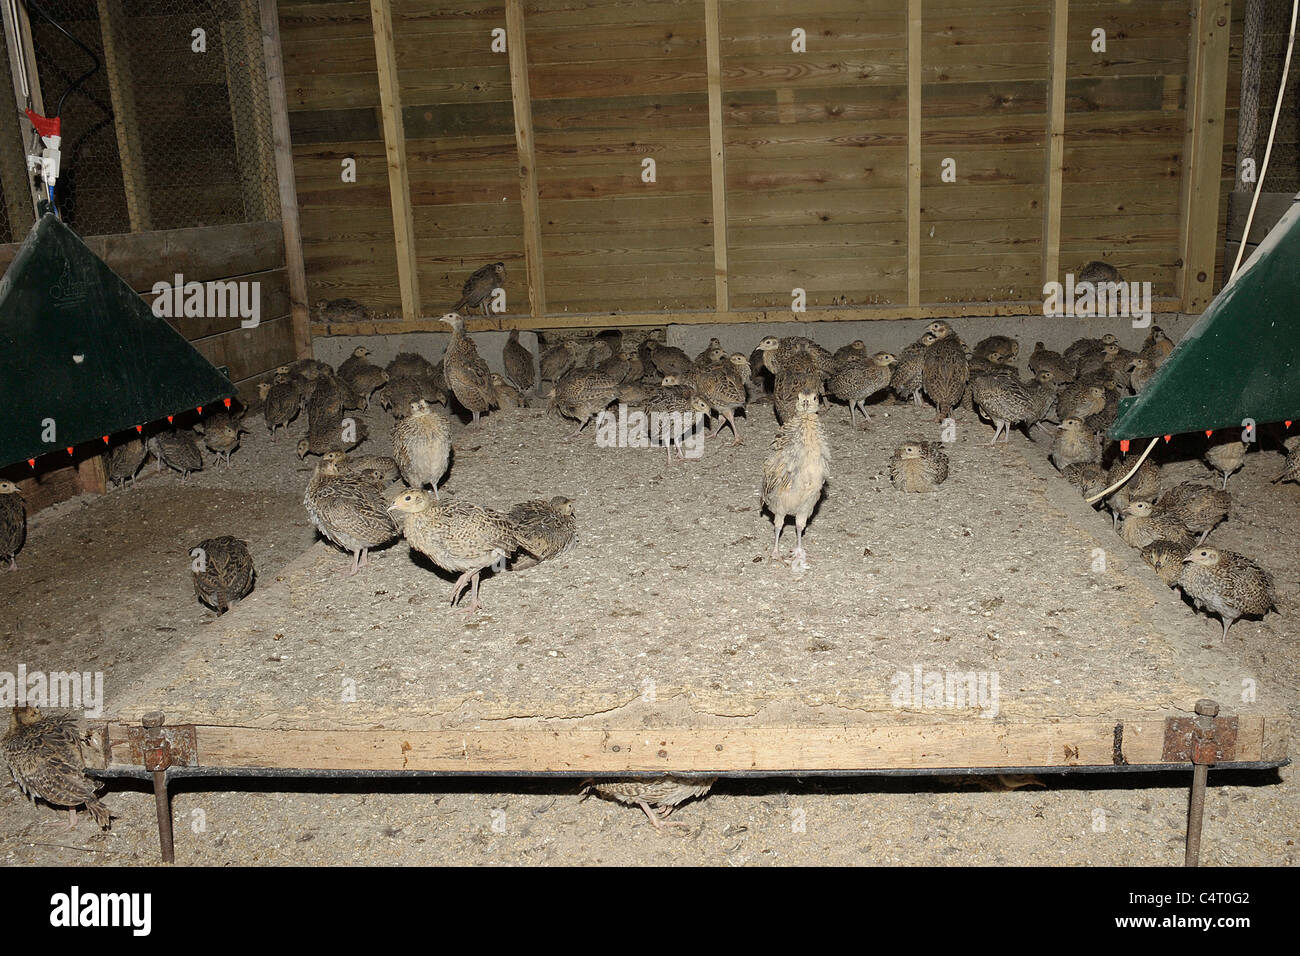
259, 0, 313, 359
95, 0, 151, 232
1, 0, 44, 219
704, 0, 729, 312
1041, 0, 1068, 288
1177, 0, 1233, 312
906, 0, 921, 308
369, 0, 421, 323
505, 0, 545, 319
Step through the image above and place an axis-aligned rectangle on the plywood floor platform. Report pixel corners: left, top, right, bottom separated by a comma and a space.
89, 400, 1288, 775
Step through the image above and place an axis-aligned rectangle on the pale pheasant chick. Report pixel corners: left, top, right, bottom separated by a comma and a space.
762, 392, 829, 570
889, 441, 949, 493
1119, 500, 1193, 551
1204, 438, 1247, 489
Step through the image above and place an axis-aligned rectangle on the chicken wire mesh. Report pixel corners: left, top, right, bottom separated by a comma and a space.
6, 0, 278, 239
1240, 0, 1300, 192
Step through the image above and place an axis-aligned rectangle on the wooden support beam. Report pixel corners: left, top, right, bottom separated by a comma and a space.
1041, 0, 1068, 288
258, 0, 313, 359
0, 38, 31, 237
1, 0, 44, 218
703, 0, 728, 312
95, 0, 151, 232
94, 715, 1285, 774
505, 0, 545, 318
906, 0, 921, 307
1177, 0, 1234, 312
368, 0, 421, 323
311, 298, 1187, 336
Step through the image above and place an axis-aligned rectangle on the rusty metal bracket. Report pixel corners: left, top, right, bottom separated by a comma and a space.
124, 716, 199, 769
1182, 699, 1225, 867
1162, 710, 1238, 763
125, 712, 191, 864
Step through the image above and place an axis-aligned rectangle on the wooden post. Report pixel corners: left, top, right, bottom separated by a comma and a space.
505, 0, 545, 318
96, 0, 151, 231
1041, 0, 1068, 287
1177, 0, 1233, 312
906, 0, 921, 307
0, 39, 32, 237
1, 0, 45, 218
258, 0, 313, 359
369, 0, 421, 322
704, 0, 728, 312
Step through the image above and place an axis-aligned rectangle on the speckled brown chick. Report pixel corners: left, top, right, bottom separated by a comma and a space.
1119, 500, 1194, 551
0, 480, 25, 570
490, 373, 527, 409
1154, 481, 1231, 545
1140, 539, 1189, 587
973, 335, 1019, 362
773, 351, 823, 424
1055, 383, 1107, 421
260, 374, 300, 439
539, 339, 578, 383
1063, 462, 1108, 500
1078, 260, 1122, 284
388, 490, 519, 613
1050, 418, 1101, 471
148, 429, 203, 477
1274, 447, 1300, 485
694, 353, 749, 444
833, 340, 867, 368
1028, 342, 1076, 384
551, 368, 620, 438
192, 535, 255, 613
890, 441, 949, 492
650, 343, 694, 378
891, 332, 937, 405
921, 322, 968, 421
829, 351, 895, 428
336, 453, 401, 488
1102, 458, 1162, 527
392, 399, 452, 498
387, 351, 438, 381
453, 262, 506, 316
971, 373, 1036, 444
304, 451, 400, 575
439, 312, 495, 424
106, 438, 146, 487
762, 392, 829, 569
582, 775, 716, 830
1177, 547, 1276, 639
4, 708, 111, 829
197, 411, 246, 466
1204, 437, 1248, 488
508, 496, 577, 568
503, 329, 536, 393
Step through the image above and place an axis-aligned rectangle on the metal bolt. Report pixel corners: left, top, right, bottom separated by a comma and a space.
1195, 699, 1219, 717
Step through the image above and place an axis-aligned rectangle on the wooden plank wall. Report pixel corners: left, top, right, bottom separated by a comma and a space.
721, 1, 907, 308
279, 0, 403, 313
1061, 1, 1190, 299
284, 0, 1245, 329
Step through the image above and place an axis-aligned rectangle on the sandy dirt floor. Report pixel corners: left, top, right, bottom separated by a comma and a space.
0, 344, 1295, 866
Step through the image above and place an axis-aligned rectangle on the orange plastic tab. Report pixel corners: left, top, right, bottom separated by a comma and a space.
135, 424, 143, 433
102, 435, 109, 444
27, 458, 34, 468
1119, 439, 1130, 453
1205, 430, 1213, 437
197, 406, 203, 414
66, 447, 73, 455
223, 397, 232, 408
1163, 435, 1172, 443
167, 415, 174, 423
